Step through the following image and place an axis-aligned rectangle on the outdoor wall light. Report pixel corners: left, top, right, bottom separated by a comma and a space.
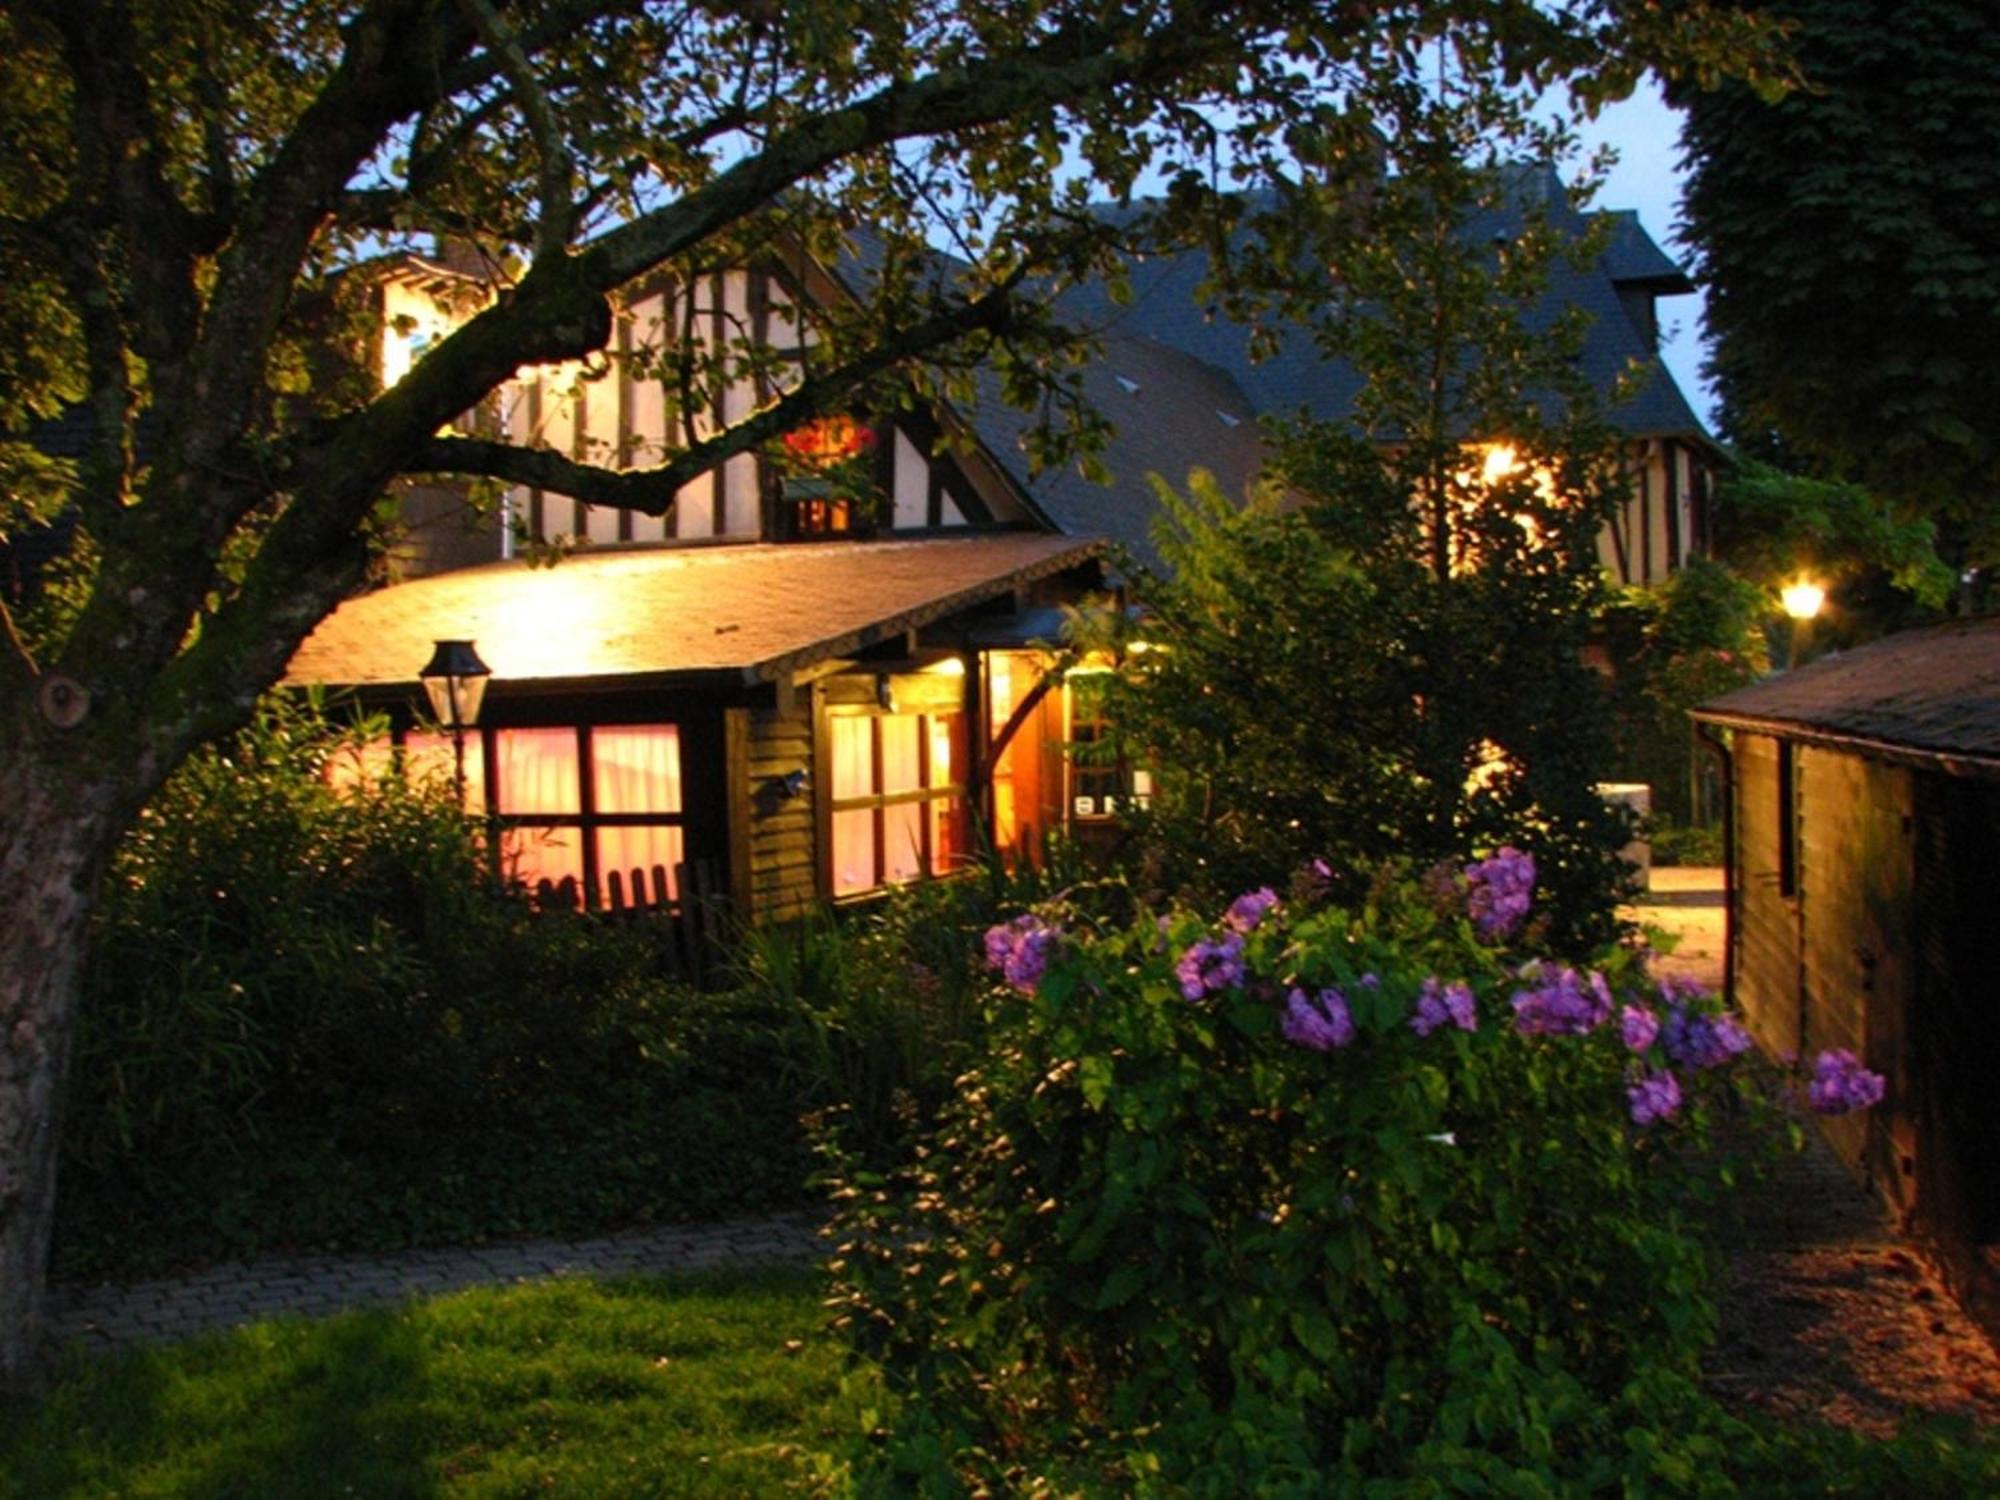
1780, 580, 1826, 621
778, 768, 810, 800
419, 638, 491, 803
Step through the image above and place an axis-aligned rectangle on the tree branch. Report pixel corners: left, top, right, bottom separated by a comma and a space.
453, 0, 573, 258
407, 276, 1028, 512
579, 5, 1253, 292
189, 0, 481, 480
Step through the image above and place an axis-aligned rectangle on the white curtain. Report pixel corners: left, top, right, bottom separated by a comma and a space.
591, 726, 683, 813
495, 728, 579, 813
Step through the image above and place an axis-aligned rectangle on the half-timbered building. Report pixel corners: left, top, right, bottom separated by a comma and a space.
284, 178, 1715, 924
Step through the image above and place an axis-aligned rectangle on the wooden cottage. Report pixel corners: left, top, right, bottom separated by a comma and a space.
281, 175, 1717, 930
1693, 618, 2000, 1336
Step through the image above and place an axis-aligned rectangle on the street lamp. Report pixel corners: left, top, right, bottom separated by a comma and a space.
1780, 580, 1825, 669
419, 639, 491, 804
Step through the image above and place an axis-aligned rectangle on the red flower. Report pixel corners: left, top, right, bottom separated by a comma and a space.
782, 416, 876, 466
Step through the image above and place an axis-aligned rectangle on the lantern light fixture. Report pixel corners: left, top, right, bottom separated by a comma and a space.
1780, 580, 1826, 622
419, 639, 492, 729
419, 639, 491, 805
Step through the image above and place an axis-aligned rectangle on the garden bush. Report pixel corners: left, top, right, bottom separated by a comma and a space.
56, 697, 809, 1278
733, 837, 1129, 1167
825, 854, 1885, 1493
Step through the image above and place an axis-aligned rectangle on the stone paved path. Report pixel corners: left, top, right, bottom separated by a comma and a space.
51, 1211, 822, 1354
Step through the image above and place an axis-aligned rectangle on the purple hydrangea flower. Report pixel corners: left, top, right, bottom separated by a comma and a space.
1807, 1049, 1888, 1115
1175, 932, 1246, 1001
1627, 1069, 1683, 1126
1282, 986, 1355, 1052
1225, 887, 1280, 932
1620, 1004, 1660, 1054
1656, 973, 1713, 1008
1660, 1005, 1753, 1072
1412, 977, 1478, 1037
1510, 964, 1614, 1037
983, 914, 1058, 994
1465, 846, 1536, 942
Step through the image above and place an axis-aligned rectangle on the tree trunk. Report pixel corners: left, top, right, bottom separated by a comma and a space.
0, 751, 120, 1395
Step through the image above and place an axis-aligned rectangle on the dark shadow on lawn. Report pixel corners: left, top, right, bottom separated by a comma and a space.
1, 1309, 438, 1499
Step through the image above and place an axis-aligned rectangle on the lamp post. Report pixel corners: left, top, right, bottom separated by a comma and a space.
1780, 579, 1825, 669
418, 639, 491, 805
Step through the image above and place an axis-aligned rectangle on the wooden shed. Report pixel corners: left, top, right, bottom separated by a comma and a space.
1693, 618, 2000, 1336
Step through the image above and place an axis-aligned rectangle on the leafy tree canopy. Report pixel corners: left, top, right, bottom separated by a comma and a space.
0, 0, 1785, 1392
1713, 458, 1953, 610
1676, 0, 2000, 564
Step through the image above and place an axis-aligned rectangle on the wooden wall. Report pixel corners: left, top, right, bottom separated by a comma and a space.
1732, 733, 1916, 1192
1796, 744, 1915, 1192
1911, 775, 2000, 1334
726, 700, 818, 924
1731, 732, 1802, 1060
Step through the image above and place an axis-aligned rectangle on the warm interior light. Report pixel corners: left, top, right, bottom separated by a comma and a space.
1780, 580, 1826, 621
926, 657, 968, 677
1480, 444, 1521, 483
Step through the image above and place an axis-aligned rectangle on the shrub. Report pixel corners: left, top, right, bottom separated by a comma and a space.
825, 858, 1879, 1492
734, 838, 1129, 1165
56, 696, 809, 1277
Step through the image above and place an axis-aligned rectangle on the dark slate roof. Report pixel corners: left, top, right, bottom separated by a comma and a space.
285, 533, 1099, 693
962, 331, 1266, 572
1692, 617, 2000, 771
1601, 210, 1695, 291
1046, 174, 1706, 440
875, 170, 1706, 563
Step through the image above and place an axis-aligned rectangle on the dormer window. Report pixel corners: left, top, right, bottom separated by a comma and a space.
776, 416, 881, 540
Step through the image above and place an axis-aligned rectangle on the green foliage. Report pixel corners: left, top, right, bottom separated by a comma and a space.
57, 698, 809, 1277
1715, 460, 1954, 612
732, 839, 1122, 1166
1599, 559, 1767, 824
1099, 471, 1630, 955
1086, 91, 1650, 953
824, 872, 1772, 1491
1648, 819, 1726, 869
1676, 0, 2000, 566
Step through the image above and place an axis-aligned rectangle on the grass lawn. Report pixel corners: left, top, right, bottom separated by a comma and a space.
0, 1269, 866, 1497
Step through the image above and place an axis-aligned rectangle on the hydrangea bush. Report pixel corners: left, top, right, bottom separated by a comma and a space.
826, 852, 1883, 1492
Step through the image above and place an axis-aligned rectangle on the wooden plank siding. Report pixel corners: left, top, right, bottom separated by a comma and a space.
1731, 732, 1805, 1062
739, 698, 819, 923
1795, 744, 1915, 1188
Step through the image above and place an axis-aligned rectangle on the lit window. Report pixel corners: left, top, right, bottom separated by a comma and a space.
494, 725, 686, 909
329, 722, 685, 911
1065, 674, 1150, 820
828, 710, 967, 897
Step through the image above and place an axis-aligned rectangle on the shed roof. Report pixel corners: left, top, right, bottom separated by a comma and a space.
284, 532, 1098, 695
1692, 617, 2000, 772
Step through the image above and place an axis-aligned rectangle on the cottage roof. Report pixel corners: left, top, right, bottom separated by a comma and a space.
1692, 617, 2000, 773
924, 171, 1707, 563
284, 532, 1098, 694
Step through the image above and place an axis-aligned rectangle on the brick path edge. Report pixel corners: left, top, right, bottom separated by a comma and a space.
50, 1210, 825, 1355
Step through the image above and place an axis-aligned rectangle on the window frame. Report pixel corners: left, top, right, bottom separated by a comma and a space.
379, 719, 691, 911
1063, 671, 1152, 822
819, 704, 968, 899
